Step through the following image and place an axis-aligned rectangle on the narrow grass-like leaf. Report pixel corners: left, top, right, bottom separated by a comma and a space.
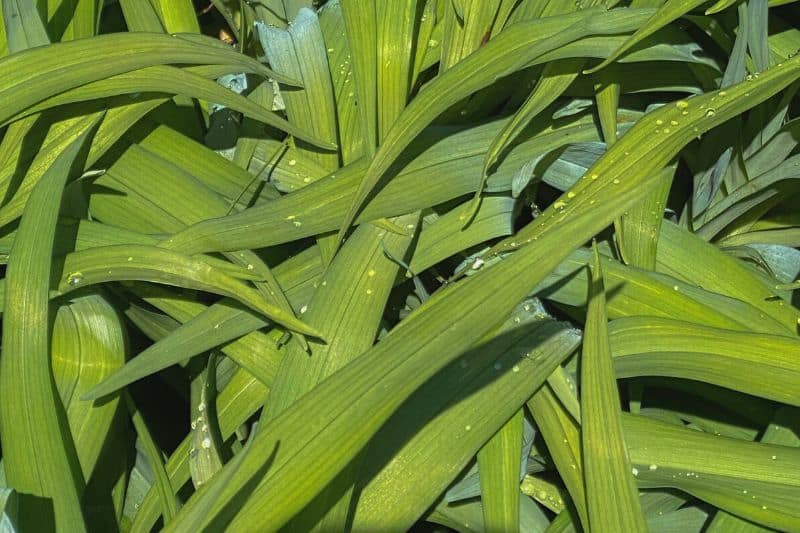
43, 0, 100, 41
536, 246, 786, 334
167, 165, 664, 530
0, 99, 165, 229
585, 0, 708, 74
608, 316, 800, 405
335, 7, 654, 247
376, 0, 418, 139
162, 114, 620, 254
527, 384, 588, 530
51, 291, 126, 479
8, 65, 330, 146
657, 221, 800, 332
623, 413, 800, 531
188, 355, 224, 488
131, 369, 268, 532
340, 0, 378, 154
0, 32, 296, 126
126, 394, 179, 524
616, 165, 674, 269
348, 314, 582, 531
488, 50, 800, 277
150, 0, 200, 33
0, 119, 99, 533
257, 8, 339, 169
581, 244, 647, 532
439, 0, 502, 72
54, 244, 323, 339
318, 1, 362, 163
118, 0, 164, 32
269, 214, 418, 531
477, 410, 524, 533
476, 59, 585, 222
409, 195, 515, 273
2, 0, 50, 52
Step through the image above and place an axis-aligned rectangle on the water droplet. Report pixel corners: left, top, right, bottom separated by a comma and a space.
567, 191, 576, 199
465, 424, 471, 431
670, 120, 678, 126
705, 109, 716, 117
472, 258, 485, 270
675, 100, 689, 110
493, 362, 502, 370
127, 256, 133, 262
198, 403, 206, 412
293, 220, 302, 227
591, 173, 599, 180
662, 128, 671, 134
673, 285, 679, 291
300, 305, 308, 314
201, 438, 212, 449
656, 119, 664, 125
512, 365, 520, 373
632, 467, 639, 476
366, 288, 373, 295
367, 269, 376, 277
649, 464, 658, 471
246, 264, 254, 270
771, 455, 777, 460
553, 200, 567, 210
67, 272, 83, 286
288, 159, 297, 166
612, 179, 620, 184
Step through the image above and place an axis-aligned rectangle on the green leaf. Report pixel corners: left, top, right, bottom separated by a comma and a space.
581, 244, 647, 532
335, 6, 655, 248
0, 117, 99, 533
54, 244, 323, 339
0, 32, 296, 126
150, 0, 200, 33
8, 65, 330, 147
2, 0, 50, 53
166, 156, 665, 530
585, 0, 708, 74
477, 410, 524, 533
126, 393, 179, 524
527, 384, 588, 529
51, 291, 126, 480
624, 413, 800, 531
352, 305, 581, 531
257, 8, 339, 169
608, 316, 800, 405
162, 114, 618, 254
340, 0, 378, 154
